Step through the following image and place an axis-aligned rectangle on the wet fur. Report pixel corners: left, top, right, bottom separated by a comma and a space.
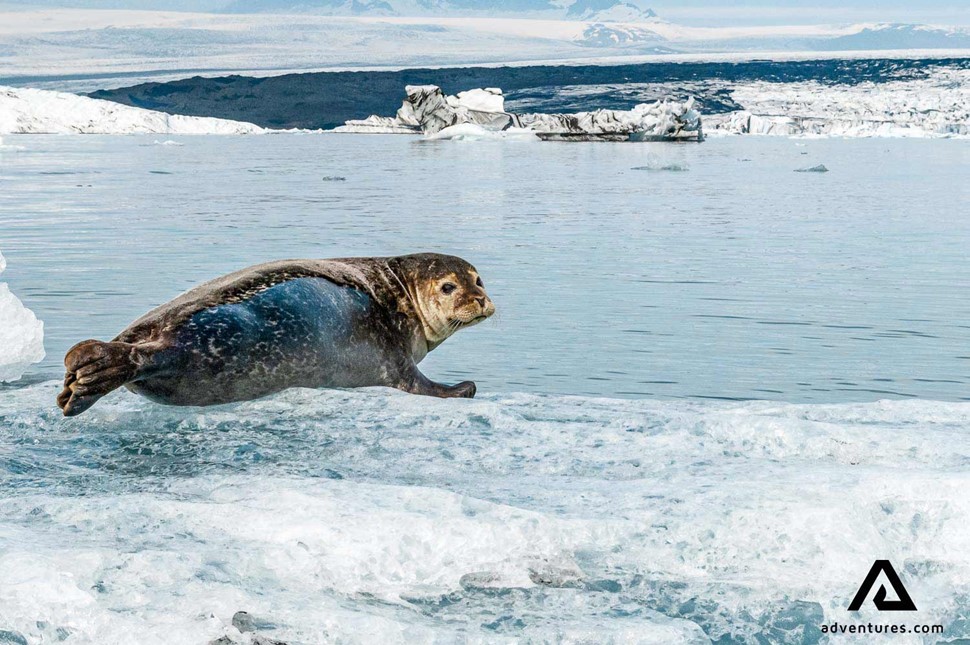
58, 254, 494, 416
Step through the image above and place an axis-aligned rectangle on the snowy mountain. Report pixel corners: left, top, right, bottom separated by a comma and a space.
222, 0, 659, 21
566, 1, 655, 22
1, 7, 969, 94
815, 23, 970, 51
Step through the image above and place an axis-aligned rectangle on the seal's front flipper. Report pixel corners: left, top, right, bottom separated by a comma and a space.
58, 340, 141, 416
399, 368, 477, 399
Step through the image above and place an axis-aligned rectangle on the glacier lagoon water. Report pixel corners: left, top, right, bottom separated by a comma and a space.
2, 134, 969, 402
1, 134, 969, 644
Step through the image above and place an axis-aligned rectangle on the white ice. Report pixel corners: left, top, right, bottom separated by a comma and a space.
1, 384, 969, 643
0, 86, 265, 135
0, 249, 44, 382
424, 123, 540, 140
336, 85, 702, 140
706, 66, 970, 138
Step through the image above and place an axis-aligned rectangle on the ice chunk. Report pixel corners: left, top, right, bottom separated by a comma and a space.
400, 85, 513, 134
424, 123, 539, 141
705, 110, 801, 136
331, 114, 420, 134
632, 163, 689, 172
0, 249, 45, 382
453, 88, 505, 113
519, 97, 702, 141
795, 164, 829, 172
705, 67, 970, 139
0, 86, 265, 135
336, 85, 702, 141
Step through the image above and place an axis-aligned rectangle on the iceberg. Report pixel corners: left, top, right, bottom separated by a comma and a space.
424, 123, 540, 141
0, 249, 45, 382
334, 85, 703, 141
705, 66, 970, 139
0, 86, 266, 135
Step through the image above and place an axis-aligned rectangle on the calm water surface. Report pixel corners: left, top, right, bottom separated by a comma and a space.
1, 133, 968, 401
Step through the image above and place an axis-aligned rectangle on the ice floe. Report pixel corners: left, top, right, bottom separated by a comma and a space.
632, 162, 689, 171
0, 250, 44, 382
424, 123, 540, 141
0, 86, 266, 135
1, 384, 970, 642
336, 68, 969, 142
706, 66, 970, 138
334, 84, 703, 141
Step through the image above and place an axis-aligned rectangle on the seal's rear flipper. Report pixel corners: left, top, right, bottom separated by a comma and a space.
58, 340, 140, 417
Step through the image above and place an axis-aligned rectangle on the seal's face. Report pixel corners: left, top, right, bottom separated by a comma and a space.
395, 254, 495, 348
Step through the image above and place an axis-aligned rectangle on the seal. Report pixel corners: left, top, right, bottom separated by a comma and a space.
56, 253, 495, 417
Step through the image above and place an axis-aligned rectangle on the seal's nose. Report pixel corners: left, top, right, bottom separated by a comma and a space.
475, 297, 487, 308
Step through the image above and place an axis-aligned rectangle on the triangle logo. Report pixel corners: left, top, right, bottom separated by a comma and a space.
847, 560, 917, 612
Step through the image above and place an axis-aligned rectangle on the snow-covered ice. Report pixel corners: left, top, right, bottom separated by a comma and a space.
0, 249, 44, 382
424, 123, 541, 140
336, 65, 969, 142
0, 86, 265, 135
706, 66, 970, 138
336, 84, 703, 140
517, 96, 702, 140
336, 85, 515, 134
1, 384, 969, 642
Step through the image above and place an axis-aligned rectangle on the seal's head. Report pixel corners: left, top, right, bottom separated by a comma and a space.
391, 253, 495, 348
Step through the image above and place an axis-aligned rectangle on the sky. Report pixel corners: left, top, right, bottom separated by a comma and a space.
0, 0, 966, 25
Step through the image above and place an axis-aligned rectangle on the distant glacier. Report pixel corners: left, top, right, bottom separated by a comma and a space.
75, 57, 970, 139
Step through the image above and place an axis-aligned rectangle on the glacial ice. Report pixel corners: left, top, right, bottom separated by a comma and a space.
706, 66, 970, 138
1, 384, 970, 642
424, 123, 540, 141
0, 86, 266, 135
0, 250, 44, 382
632, 163, 689, 171
334, 85, 703, 141
336, 68, 969, 142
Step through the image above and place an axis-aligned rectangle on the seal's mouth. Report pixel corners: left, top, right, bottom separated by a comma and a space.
451, 314, 489, 329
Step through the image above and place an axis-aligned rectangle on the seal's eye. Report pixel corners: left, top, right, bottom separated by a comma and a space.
441, 283, 457, 295
476, 277, 484, 288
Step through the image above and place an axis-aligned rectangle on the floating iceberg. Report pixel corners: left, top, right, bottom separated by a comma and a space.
334, 85, 703, 142
0, 86, 266, 135
706, 66, 970, 138
424, 123, 540, 141
0, 249, 45, 382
